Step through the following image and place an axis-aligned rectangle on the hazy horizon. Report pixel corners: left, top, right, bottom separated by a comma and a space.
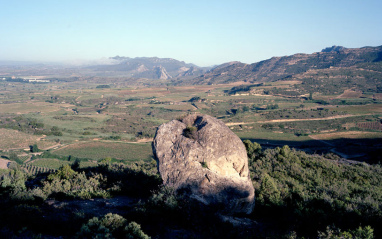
1, 0, 381, 67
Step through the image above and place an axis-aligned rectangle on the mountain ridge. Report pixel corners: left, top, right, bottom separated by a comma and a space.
86, 56, 210, 80
178, 45, 382, 85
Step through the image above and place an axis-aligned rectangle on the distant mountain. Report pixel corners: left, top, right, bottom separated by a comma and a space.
86, 56, 210, 80
182, 45, 382, 85
321, 45, 347, 52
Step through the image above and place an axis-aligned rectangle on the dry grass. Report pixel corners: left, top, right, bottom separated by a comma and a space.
0, 129, 56, 150
0, 128, 40, 150
0, 102, 74, 114
272, 80, 302, 86
373, 93, 382, 100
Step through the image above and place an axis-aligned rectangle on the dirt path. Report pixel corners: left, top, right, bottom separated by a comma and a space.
42, 143, 62, 150
225, 114, 361, 126
49, 143, 71, 152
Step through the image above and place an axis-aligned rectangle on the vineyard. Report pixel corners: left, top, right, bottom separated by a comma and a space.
357, 121, 382, 131
27, 158, 71, 170
23, 164, 56, 175
17, 155, 31, 163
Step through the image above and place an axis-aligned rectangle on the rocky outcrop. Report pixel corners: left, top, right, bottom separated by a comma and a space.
155, 66, 172, 80
87, 56, 209, 79
152, 114, 255, 214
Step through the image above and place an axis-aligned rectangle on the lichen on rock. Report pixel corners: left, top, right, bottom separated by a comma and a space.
152, 114, 255, 214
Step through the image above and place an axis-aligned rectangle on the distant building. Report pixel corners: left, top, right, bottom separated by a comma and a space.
27, 79, 50, 83
22, 77, 50, 83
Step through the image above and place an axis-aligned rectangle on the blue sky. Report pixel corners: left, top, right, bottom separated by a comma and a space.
1, 0, 381, 66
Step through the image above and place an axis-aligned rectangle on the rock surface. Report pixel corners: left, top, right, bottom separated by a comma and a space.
152, 114, 255, 214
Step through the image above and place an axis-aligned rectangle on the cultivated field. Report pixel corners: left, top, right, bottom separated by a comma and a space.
1, 78, 381, 168
52, 141, 153, 161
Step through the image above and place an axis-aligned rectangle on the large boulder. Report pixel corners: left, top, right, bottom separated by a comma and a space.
152, 114, 255, 214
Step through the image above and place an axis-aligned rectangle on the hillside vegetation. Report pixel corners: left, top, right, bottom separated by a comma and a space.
0, 142, 381, 238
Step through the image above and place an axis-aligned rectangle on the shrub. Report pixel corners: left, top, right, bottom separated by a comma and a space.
258, 173, 282, 206
96, 85, 111, 89
0, 168, 26, 191
29, 144, 40, 153
76, 213, 150, 239
318, 225, 374, 239
248, 144, 382, 237
43, 165, 110, 199
125, 221, 151, 239
183, 126, 198, 140
243, 140, 262, 161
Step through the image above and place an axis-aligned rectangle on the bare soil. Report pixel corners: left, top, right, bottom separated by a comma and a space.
0, 158, 11, 169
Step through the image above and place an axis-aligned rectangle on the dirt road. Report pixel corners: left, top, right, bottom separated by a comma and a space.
225, 114, 358, 126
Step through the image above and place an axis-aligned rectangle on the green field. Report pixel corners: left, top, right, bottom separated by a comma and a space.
29, 158, 71, 169
52, 141, 153, 161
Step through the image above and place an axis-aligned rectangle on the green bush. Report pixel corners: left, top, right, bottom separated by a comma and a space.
125, 221, 151, 239
183, 126, 198, 140
42, 165, 110, 199
77, 213, 150, 239
0, 168, 26, 191
318, 225, 374, 239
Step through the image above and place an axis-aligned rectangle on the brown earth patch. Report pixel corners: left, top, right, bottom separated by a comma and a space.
0, 128, 40, 150
373, 93, 382, 100
0, 158, 11, 169
338, 89, 363, 98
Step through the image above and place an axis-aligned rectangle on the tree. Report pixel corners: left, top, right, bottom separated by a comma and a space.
30, 144, 40, 153
48, 164, 75, 180
258, 173, 281, 206
243, 140, 262, 161
309, 92, 313, 100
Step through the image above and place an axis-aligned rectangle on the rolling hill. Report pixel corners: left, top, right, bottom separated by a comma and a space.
180, 45, 382, 93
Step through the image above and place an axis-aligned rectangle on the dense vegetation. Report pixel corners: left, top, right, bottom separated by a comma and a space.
244, 140, 381, 238
0, 141, 381, 238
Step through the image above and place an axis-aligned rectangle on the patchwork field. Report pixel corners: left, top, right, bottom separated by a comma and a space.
1, 79, 381, 169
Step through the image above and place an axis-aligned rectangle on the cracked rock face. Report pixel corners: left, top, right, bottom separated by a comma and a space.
152, 114, 255, 214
